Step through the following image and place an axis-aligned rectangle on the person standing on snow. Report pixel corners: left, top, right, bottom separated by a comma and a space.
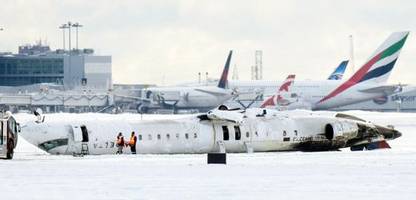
129, 131, 138, 154
116, 132, 124, 154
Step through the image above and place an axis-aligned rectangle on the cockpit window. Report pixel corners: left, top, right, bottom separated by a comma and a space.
38, 138, 69, 151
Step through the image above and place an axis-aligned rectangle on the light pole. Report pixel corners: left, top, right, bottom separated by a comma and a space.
72, 23, 83, 50
67, 21, 72, 52
59, 24, 69, 50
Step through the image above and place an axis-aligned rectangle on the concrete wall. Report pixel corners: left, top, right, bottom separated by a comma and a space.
84, 56, 112, 90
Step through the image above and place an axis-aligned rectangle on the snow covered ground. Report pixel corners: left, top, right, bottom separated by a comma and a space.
1, 111, 416, 200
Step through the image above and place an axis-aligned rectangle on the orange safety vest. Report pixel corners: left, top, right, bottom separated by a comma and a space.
129, 136, 136, 146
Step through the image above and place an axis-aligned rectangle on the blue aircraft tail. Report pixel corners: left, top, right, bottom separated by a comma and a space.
327, 60, 349, 80
217, 50, 233, 89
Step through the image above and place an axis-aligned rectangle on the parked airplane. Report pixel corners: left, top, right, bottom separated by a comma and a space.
328, 60, 349, 80
259, 74, 312, 110
19, 107, 401, 155
230, 32, 409, 110
139, 51, 234, 113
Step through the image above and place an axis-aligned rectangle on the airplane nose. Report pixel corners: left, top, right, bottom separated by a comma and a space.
392, 130, 402, 139
375, 125, 402, 140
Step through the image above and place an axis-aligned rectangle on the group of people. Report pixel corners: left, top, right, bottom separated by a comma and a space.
116, 132, 137, 154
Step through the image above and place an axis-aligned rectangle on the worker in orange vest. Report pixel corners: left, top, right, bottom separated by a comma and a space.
116, 132, 124, 154
129, 131, 138, 154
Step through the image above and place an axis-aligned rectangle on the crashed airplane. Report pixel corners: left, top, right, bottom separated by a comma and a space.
20, 107, 401, 155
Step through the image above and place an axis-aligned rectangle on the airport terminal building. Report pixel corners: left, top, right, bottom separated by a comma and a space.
0, 43, 112, 90
0, 43, 116, 113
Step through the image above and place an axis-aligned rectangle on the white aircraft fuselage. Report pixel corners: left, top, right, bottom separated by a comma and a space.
20, 108, 401, 155
230, 80, 392, 110
142, 86, 233, 109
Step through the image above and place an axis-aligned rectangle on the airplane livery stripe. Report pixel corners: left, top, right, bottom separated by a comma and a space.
318, 53, 382, 103
260, 96, 275, 108
218, 71, 228, 88
380, 35, 408, 59
358, 59, 397, 83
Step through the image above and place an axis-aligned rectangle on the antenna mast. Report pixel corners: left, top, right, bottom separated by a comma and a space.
349, 35, 355, 74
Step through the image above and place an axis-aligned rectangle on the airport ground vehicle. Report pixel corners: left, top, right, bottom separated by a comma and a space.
0, 112, 19, 159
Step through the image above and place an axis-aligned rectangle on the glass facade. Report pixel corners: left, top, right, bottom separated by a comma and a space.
0, 57, 64, 86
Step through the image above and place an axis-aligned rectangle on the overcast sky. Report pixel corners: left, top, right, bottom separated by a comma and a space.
0, 0, 415, 85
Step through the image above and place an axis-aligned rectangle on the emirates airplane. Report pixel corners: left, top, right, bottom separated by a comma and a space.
230, 32, 409, 110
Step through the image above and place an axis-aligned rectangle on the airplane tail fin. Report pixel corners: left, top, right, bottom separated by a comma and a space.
327, 60, 348, 80
277, 74, 296, 94
319, 32, 409, 103
217, 50, 233, 89
260, 74, 295, 108
349, 32, 409, 84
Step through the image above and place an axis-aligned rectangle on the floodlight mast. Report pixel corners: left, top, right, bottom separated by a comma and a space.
67, 22, 72, 53
59, 24, 69, 50
72, 22, 83, 50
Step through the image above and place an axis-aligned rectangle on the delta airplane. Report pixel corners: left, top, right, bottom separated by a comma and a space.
139, 51, 234, 113
20, 106, 401, 155
230, 32, 409, 110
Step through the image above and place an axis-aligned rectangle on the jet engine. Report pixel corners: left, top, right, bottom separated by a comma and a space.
324, 120, 359, 141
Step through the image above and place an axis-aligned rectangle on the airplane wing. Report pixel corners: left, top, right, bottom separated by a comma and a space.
359, 84, 406, 95
205, 109, 244, 124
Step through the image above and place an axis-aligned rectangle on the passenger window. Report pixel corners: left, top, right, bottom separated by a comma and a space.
166, 134, 170, 140
148, 134, 152, 140
222, 126, 229, 141
185, 133, 189, 139
194, 133, 197, 139
283, 131, 287, 136
294, 130, 298, 136
234, 126, 241, 140
255, 131, 258, 137
157, 134, 161, 140
246, 132, 249, 138
138, 135, 142, 141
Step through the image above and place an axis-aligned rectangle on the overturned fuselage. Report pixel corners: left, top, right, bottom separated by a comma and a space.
20, 108, 401, 155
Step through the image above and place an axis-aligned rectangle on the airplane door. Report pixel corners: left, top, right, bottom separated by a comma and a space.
72, 125, 89, 142
212, 122, 247, 153
67, 125, 90, 155
72, 125, 83, 142
212, 123, 226, 153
